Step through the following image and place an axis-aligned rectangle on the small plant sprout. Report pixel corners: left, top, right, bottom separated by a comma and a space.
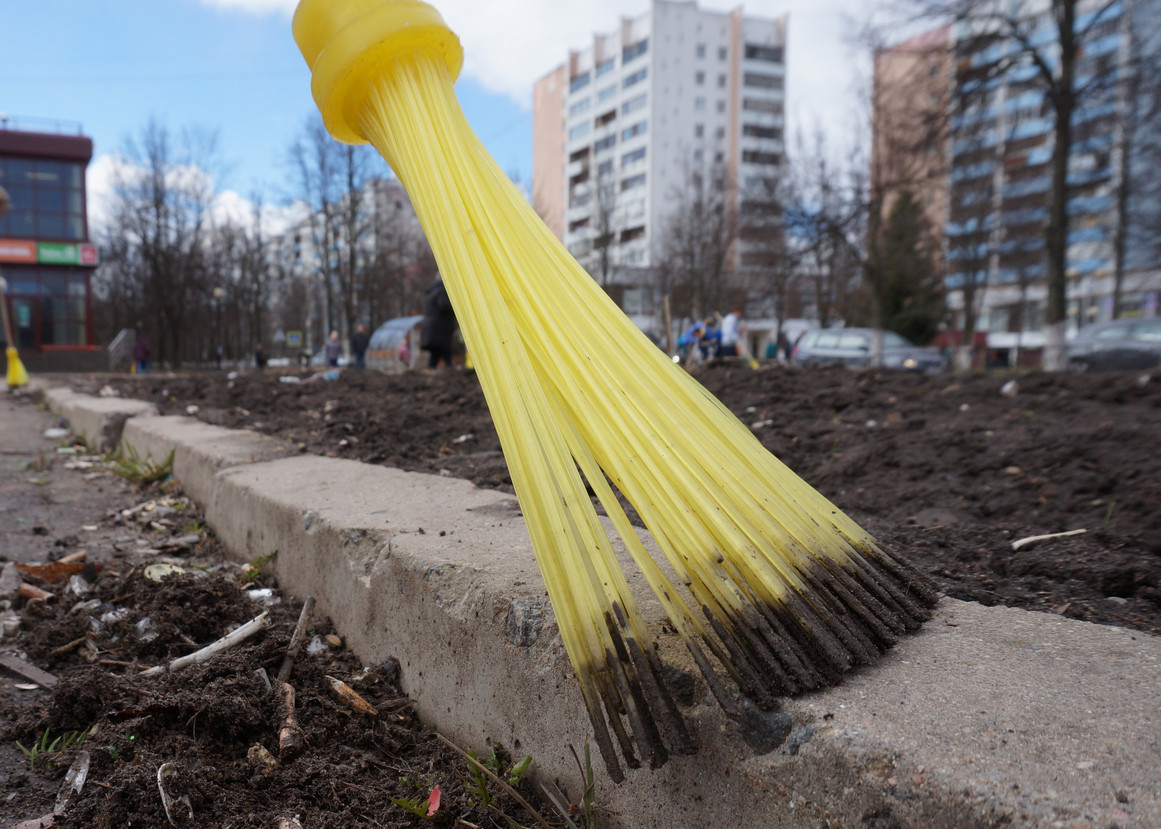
16, 727, 89, 773
108, 444, 174, 486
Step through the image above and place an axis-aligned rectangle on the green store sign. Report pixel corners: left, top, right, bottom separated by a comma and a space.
38, 242, 99, 266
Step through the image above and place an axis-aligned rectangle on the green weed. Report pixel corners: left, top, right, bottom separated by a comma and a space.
16, 727, 89, 773
108, 443, 174, 485
240, 549, 278, 582
542, 741, 597, 829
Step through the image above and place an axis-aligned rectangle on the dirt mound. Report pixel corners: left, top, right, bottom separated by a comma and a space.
83, 363, 1161, 635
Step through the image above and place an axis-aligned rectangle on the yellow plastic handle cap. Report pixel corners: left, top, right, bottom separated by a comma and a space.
292, 0, 463, 144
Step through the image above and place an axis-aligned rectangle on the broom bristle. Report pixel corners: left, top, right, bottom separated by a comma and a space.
296, 3, 939, 781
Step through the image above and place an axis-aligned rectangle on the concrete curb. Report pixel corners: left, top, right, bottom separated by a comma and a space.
42, 388, 1161, 828
40, 385, 158, 453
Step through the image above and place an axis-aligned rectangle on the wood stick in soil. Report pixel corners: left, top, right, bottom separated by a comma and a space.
277, 595, 315, 684
277, 682, 305, 760
139, 611, 271, 676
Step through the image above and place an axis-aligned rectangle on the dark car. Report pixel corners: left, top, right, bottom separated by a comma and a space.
793, 328, 946, 372
1067, 318, 1161, 372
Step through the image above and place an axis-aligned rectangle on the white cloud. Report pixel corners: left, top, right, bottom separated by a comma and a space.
87, 152, 304, 238
197, 0, 868, 146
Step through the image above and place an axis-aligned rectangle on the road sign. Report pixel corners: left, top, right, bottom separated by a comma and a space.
286, 330, 303, 348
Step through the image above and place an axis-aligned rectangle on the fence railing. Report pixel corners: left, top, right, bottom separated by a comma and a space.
108, 328, 135, 371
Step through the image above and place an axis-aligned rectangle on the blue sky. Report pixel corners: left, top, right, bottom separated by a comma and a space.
1, 0, 866, 225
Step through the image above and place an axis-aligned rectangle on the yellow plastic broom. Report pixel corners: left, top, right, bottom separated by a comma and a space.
292, 0, 937, 781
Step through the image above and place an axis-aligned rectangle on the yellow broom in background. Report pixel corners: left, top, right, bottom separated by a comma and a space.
0, 186, 30, 390
293, 0, 938, 781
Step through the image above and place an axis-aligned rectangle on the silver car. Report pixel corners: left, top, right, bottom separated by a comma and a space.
1067, 319, 1161, 372
793, 328, 946, 372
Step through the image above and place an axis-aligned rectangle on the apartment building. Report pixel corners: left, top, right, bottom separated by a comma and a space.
942, 0, 1161, 355
532, 0, 787, 320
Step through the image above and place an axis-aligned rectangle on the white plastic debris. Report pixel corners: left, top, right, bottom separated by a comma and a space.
227, 371, 239, 380
1000, 380, 1019, 398
185, 405, 200, 415
136, 616, 159, 643
247, 588, 279, 605
279, 375, 302, 384
452, 433, 473, 443
67, 575, 91, 596
54, 751, 90, 814
43, 427, 69, 440
307, 634, 329, 656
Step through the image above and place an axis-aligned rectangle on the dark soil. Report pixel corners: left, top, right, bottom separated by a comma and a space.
85, 362, 1161, 634
2, 464, 572, 828
5, 362, 1159, 827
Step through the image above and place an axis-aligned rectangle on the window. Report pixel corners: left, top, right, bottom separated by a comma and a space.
743, 124, 781, 140
597, 84, 617, 102
718, 46, 728, 60
694, 124, 705, 138
744, 72, 782, 90
595, 135, 617, 153
622, 93, 647, 116
693, 149, 704, 162
714, 151, 723, 163
597, 160, 614, 177
622, 147, 647, 166
0, 158, 86, 241
569, 122, 591, 141
715, 126, 725, 140
697, 43, 706, 58
569, 98, 591, 117
595, 58, 615, 77
718, 74, 727, 88
623, 38, 649, 63
596, 109, 617, 127
2, 266, 89, 345
742, 98, 780, 114
569, 71, 591, 93
695, 97, 706, 111
695, 71, 705, 85
623, 68, 648, 88
622, 121, 648, 141
621, 225, 646, 243
742, 150, 781, 165
716, 100, 726, 113
744, 44, 783, 62
621, 173, 646, 191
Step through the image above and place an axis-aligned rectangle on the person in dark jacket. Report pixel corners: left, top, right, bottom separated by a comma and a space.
350, 324, 370, 369
419, 278, 457, 369
254, 343, 268, 370
133, 326, 151, 374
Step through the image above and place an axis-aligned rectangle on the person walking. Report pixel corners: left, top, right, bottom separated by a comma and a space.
254, 343, 269, 370
420, 278, 457, 369
133, 327, 151, 374
324, 331, 343, 367
350, 324, 370, 369
718, 305, 743, 358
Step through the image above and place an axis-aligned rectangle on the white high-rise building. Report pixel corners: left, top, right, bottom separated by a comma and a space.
533, 0, 787, 316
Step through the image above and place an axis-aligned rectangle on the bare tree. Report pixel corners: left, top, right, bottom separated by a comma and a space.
287, 116, 378, 348
655, 159, 741, 324
98, 119, 220, 367
739, 170, 804, 347
903, 0, 1126, 369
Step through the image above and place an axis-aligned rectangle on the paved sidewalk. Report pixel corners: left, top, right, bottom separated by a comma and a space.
0, 392, 132, 563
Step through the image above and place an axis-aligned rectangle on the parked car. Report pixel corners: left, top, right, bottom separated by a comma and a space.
793, 328, 946, 372
1067, 318, 1161, 372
